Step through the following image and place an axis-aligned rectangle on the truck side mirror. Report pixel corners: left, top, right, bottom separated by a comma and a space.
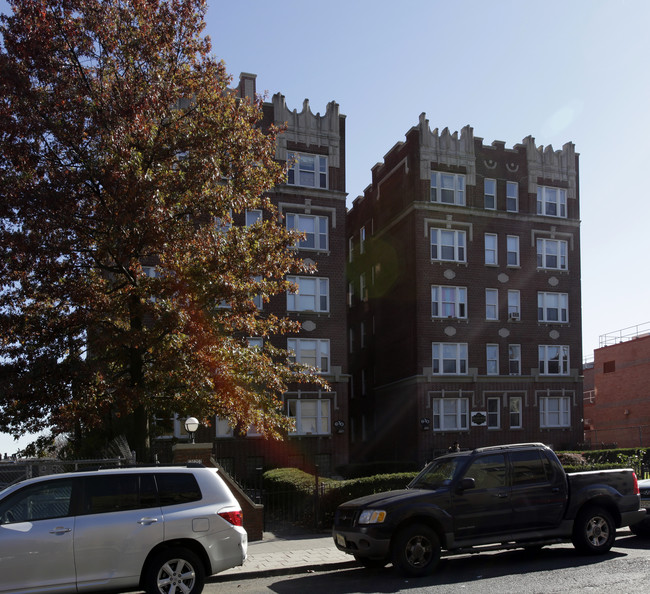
457, 477, 476, 493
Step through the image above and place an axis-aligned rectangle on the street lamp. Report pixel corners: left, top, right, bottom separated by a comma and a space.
184, 417, 200, 443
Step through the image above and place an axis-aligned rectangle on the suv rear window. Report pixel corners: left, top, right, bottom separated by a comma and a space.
156, 473, 202, 506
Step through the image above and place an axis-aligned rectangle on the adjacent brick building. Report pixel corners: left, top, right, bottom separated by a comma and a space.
583, 324, 650, 448
347, 115, 583, 465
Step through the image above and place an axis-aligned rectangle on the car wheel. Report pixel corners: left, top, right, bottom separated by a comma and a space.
354, 554, 389, 569
629, 517, 650, 537
143, 547, 205, 594
571, 505, 615, 554
392, 524, 441, 577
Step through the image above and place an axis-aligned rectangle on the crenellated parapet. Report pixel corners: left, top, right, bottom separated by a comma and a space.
522, 136, 578, 199
272, 94, 343, 168
418, 113, 476, 185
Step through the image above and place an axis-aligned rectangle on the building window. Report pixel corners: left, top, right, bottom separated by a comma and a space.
287, 398, 331, 435
432, 397, 469, 431
509, 395, 523, 428
431, 171, 465, 205
486, 344, 499, 375
537, 238, 568, 270
287, 276, 329, 312
485, 233, 498, 265
360, 226, 366, 254
507, 235, 520, 266
431, 286, 467, 318
538, 345, 570, 375
487, 397, 500, 428
286, 213, 328, 251
537, 186, 567, 218
287, 152, 327, 189
509, 344, 521, 375
484, 178, 496, 210
359, 272, 368, 301
603, 360, 616, 373
538, 292, 568, 323
507, 290, 520, 320
431, 228, 466, 262
348, 237, 354, 263
287, 338, 330, 373
506, 181, 518, 212
245, 209, 262, 226
486, 288, 498, 320
432, 343, 468, 375
539, 395, 570, 428
247, 337, 263, 350
360, 322, 366, 349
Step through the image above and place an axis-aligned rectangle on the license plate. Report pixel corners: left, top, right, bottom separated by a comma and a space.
336, 533, 346, 547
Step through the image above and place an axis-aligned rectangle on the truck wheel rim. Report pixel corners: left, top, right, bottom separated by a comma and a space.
586, 516, 609, 546
405, 535, 433, 567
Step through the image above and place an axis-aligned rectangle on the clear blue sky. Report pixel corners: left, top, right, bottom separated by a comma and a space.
2, 0, 649, 454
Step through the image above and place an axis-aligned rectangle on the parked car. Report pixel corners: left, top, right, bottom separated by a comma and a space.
333, 442, 646, 577
0, 464, 247, 593
629, 477, 650, 536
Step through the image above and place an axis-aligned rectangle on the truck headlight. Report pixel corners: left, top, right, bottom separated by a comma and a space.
358, 509, 387, 524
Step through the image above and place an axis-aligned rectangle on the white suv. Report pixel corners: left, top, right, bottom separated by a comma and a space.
0, 465, 247, 593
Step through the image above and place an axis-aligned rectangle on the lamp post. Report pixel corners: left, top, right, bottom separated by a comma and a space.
184, 417, 200, 444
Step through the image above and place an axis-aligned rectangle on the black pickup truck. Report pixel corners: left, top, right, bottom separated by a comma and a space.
333, 442, 647, 576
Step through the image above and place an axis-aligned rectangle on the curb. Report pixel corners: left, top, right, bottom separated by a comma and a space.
214, 560, 358, 582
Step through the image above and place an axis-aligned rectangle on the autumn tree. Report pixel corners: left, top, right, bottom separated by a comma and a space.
0, 0, 322, 458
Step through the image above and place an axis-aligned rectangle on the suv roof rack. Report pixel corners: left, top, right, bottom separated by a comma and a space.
473, 442, 548, 453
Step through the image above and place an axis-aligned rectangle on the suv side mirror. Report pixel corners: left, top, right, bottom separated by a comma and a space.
456, 477, 476, 493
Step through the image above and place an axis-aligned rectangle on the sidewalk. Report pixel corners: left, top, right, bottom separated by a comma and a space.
218, 529, 356, 580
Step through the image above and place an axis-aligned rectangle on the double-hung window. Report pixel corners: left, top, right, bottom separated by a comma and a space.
245, 210, 262, 226
432, 397, 469, 431
485, 234, 498, 265
486, 288, 498, 320
507, 235, 520, 266
538, 345, 570, 375
487, 397, 500, 428
538, 292, 569, 323
539, 395, 570, 427
537, 238, 568, 270
431, 228, 466, 262
537, 186, 567, 218
287, 152, 328, 188
287, 338, 330, 373
506, 181, 518, 212
507, 290, 520, 319
432, 343, 468, 375
484, 178, 496, 209
286, 213, 328, 251
431, 286, 467, 318
509, 345, 521, 375
486, 344, 499, 375
287, 276, 329, 312
288, 398, 330, 435
509, 395, 523, 428
431, 171, 465, 205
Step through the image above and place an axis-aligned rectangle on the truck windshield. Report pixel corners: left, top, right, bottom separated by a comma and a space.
409, 457, 464, 490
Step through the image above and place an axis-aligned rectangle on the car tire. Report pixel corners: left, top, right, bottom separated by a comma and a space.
392, 524, 441, 577
571, 505, 615, 554
354, 554, 389, 569
143, 547, 205, 594
629, 517, 650, 537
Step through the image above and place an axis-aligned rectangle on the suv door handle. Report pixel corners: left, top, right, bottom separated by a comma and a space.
49, 527, 72, 534
138, 517, 159, 525
492, 492, 508, 498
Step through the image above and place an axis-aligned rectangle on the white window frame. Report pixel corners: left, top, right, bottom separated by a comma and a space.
538, 345, 570, 375
485, 233, 498, 265
287, 398, 331, 435
360, 272, 368, 302
287, 338, 330, 373
509, 395, 523, 428
537, 238, 568, 270
486, 288, 498, 320
484, 178, 496, 210
432, 343, 468, 375
507, 290, 520, 319
431, 171, 465, 205
431, 285, 467, 319
287, 152, 328, 189
487, 396, 501, 428
245, 209, 262, 226
508, 344, 521, 375
486, 344, 499, 375
286, 213, 329, 251
539, 395, 571, 428
431, 228, 466, 262
287, 276, 329, 312
214, 416, 260, 438
506, 181, 519, 212
432, 397, 469, 431
507, 235, 520, 267
538, 292, 569, 323
537, 186, 567, 218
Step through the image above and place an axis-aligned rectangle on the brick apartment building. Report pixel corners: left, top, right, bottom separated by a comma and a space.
347, 114, 584, 466
173, 74, 350, 480
583, 323, 650, 448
